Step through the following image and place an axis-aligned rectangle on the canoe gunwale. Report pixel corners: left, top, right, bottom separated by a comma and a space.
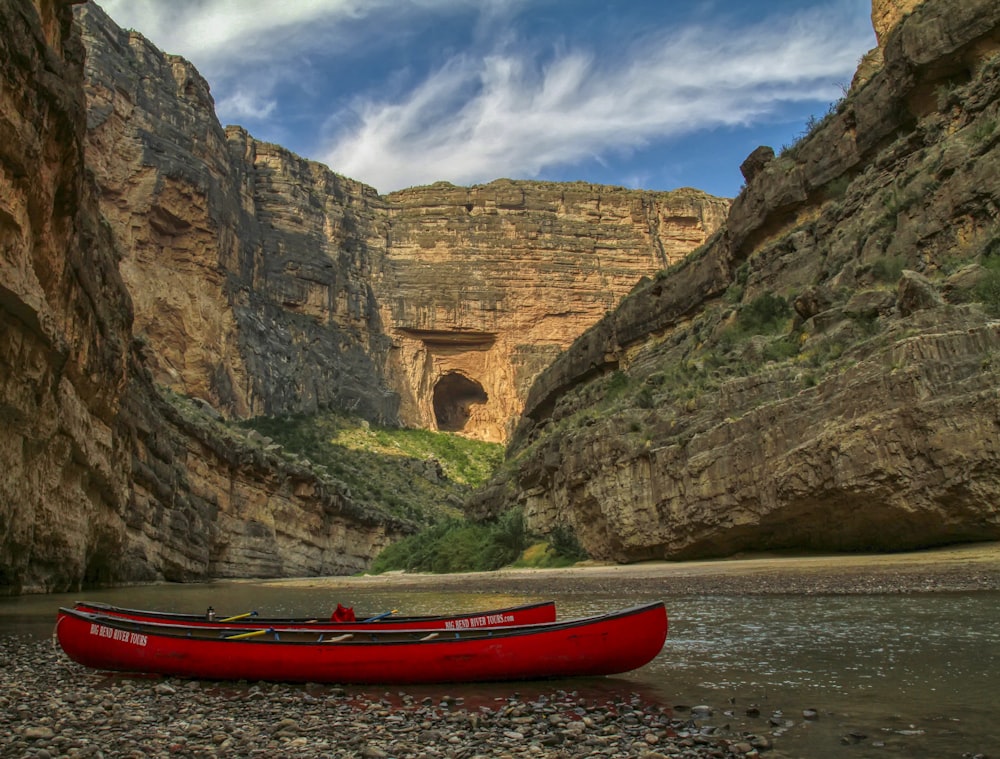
60, 602, 665, 646
72, 599, 558, 629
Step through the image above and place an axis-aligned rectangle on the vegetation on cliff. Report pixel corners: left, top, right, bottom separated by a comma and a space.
231, 412, 501, 525
367, 509, 588, 574
229, 411, 587, 572
476, 8, 1000, 562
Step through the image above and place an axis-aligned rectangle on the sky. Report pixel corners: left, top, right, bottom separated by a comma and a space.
96, 0, 876, 199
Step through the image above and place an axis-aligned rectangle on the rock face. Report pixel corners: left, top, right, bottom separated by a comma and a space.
871, 0, 922, 45
1, 0, 132, 592
0, 0, 726, 592
76, 4, 729, 443
381, 182, 728, 441
80, 5, 400, 425
0, 0, 407, 594
478, 0, 1000, 560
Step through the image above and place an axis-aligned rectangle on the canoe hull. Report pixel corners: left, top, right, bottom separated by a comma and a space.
56, 603, 668, 685
73, 600, 557, 631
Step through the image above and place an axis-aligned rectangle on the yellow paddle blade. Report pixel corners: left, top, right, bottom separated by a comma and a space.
225, 628, 268, 640
220, 612, 253, 622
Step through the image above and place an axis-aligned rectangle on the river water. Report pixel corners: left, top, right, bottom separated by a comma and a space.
2, 581, 998, 759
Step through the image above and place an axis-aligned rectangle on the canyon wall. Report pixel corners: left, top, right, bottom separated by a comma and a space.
1, 0, 725, 591
9, 0, 994, 588
0, 0, 408, 593
1, 0, 131, 591
381, 182, 728, 441
80, 5, 400, 425
76, 3, 729, 443
478, 0, 1000, 560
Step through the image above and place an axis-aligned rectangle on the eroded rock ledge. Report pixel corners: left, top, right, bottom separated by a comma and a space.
0, 0, 407, 594
481, 0, 1000, 560
76, 3, 730, 444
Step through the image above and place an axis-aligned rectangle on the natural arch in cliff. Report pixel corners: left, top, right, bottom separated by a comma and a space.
433, 372, 488, 432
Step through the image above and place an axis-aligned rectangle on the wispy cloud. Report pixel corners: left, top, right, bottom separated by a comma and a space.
323, 6, 871, 191
96, 1, 874, 194
98, 0, 509, 68
97, 0, 505, 131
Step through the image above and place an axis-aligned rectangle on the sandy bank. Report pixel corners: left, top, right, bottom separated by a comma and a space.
261, 541, 1000, 596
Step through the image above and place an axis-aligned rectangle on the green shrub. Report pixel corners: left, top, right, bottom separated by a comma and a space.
975, 257, 1000, 316
737, 292, 791, 335
871, 256, 906, 284
482, 508, 527, 568
971, 118, 997, 145
636, 387, 654, 409
368, 509, 529, 574
762, 336, 800, 362
724, 282, 744, 304
547, 524, 588, 562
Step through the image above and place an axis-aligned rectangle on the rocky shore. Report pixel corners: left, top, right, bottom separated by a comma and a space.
3, 635, 778, 759
4, 545, 998, 758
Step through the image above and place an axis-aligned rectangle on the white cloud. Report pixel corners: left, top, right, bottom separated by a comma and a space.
95, 1, 874, 194
321, 6, 872, 191
215, 89, 278, 122
97, 0, 509, 69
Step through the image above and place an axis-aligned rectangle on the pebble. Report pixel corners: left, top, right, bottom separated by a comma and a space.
1, 635, 782, 758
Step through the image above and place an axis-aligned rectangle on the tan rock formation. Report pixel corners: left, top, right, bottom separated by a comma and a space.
0, 0, 409, 593
76, 4, 729, 444
872, 0, 922, 45
1, 0, 132, 592
79, 4, 400, 425
380, 181, 728, 441
478, 0, 1000, 560
83, 33, 252, 416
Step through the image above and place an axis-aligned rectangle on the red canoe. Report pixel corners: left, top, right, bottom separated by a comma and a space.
73, 600, 556, 631
55, 602, 668, 684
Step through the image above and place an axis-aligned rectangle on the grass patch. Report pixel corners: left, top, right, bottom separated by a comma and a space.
369, 509, 525, 573
240, 412, 503, 524
368, 509, 591, 574
511, 542, 581, 569
975, 256, 1000, 316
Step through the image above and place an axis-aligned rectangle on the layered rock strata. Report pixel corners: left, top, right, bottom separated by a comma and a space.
80, 4, 399, 425
76, 4, 729, 443
0, 0, 407, 594
479, 0, 1000, 560
381, 182, 728, 441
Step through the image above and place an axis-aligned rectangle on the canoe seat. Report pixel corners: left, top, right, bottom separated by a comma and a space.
323, 633, 353, 643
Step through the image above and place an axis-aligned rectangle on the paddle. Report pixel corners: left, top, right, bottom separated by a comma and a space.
219, 611, 259, 622
361, 609, 399, 622
224, 628, 272, 640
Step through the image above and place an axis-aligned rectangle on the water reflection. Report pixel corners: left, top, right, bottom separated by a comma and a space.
2, 583, 998, 758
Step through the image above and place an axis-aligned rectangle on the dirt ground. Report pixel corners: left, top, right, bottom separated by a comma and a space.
266, 541, 1000, 596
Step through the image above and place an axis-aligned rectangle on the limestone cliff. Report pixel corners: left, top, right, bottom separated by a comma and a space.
80, 4, 399, 425
1, 0, 131, 592
1, 0, 725, 592
477, 0, 1000, 560
871, 0, 922, 45
0, 0, 408, 594
76, 4, 728, 443
381, 181, 728, 441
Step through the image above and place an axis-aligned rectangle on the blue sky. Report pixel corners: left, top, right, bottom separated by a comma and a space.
97, 0, 876, 199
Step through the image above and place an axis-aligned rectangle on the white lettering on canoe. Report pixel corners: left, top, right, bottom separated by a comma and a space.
89, 623, 148, 647
444, 613, 514, 630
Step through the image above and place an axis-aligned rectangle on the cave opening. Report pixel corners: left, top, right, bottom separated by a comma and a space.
433, 372, 488, 432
